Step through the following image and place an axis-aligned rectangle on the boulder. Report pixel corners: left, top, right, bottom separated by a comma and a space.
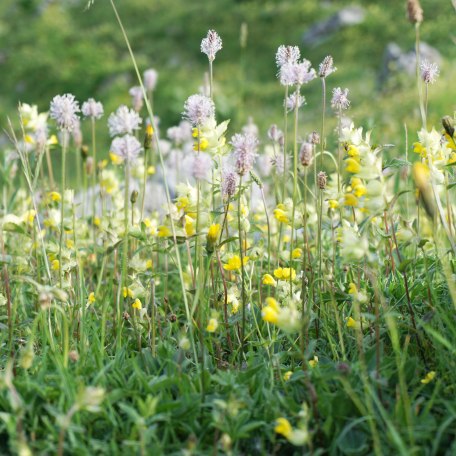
302, 6, 365, 46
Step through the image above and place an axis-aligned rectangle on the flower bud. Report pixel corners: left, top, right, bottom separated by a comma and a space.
85, 156, 94, 176
130, 190, 139, 204
299, 142, 313, 167
407, 0, 423, 24
442, 116, 454, 138
317, 171, 327, 189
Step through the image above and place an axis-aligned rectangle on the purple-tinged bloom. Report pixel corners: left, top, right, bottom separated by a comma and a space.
230, 133, 259, 176
201, 30, 223, 62
143, 68, 158, 91
275, 45, 301, 68
182, 94, 215, 126
331, 87, 350, 110
108, 105, 142, 137
318, 55, 337, 78
49, 94, 80, 131
420, 60, 439, 84
82, 98, 104, 120
110, 135, 142, 162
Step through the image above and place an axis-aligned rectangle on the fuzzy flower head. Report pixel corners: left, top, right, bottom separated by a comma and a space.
279, 60, 316, 87
82, 98, 104, 120
182, 94, 215, 126
129, 86, 144, 112
108, 105, 142, 137
230, 132, 259, 176
275, 45, 301, 68
318, 55, 337, 78
49, 94, 80, 131
143, 68, 158, 91
420, 60, 440, 85
285, 91, 305, 112
331, 87, 350, 110
201, 29, 223, 62
192, 152, 212, 180
221, 167, 238, 200
110, 135, 142, 162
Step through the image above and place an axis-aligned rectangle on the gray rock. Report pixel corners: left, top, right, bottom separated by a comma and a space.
303, 6, 365, 46
379, 42, 442, 85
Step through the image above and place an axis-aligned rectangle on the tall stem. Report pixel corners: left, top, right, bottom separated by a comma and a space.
238, 175, 247, 359
59, 131, 68, 289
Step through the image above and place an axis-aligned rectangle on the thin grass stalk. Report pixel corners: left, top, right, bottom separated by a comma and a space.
108, 0, 198, 365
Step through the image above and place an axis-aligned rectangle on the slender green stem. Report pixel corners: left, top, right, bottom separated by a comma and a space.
59, 131, 68, 290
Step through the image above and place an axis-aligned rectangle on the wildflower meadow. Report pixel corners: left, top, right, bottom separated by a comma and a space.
1, 0, 456, 454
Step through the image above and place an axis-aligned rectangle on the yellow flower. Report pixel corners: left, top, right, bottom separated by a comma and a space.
328, 199, 339, 210
347, 144, 359, 157
51, 259, 60, 271
23, 209, 36, 225
123, 287, 134, 298
176, 196, 189, 211
93, 216, 101, 227
413, 141, 426, 157
274, 267, 296, 280
207, 223, 221, 243
348, 283, 358, 294
146, 259, 153, 269
283, 371, 293, 382
206, 318, 218, 332
346, 316, 360, 329
309, 356, 319, 368
184, 215, 195, 236
262, 274, 277, 287
292, 248, 302, 259
344, 193, 358, 207
109, 152, 123, 165
147, 166, 156, 175
66, 239, 74, 249
193, 137, 209, 151
223, 255, 249, 271
274, 418, 293, 439
274, 207, 289, 224
262, 297, 279, 324
158, 225, 171, 237
87, 292, 96, 305
132, 298, 142, 310
420, 371, 436, 384
146, 124, 154, 137
345, 158, 361, 174
48, 191, 61, 202
351, 178, 366, 197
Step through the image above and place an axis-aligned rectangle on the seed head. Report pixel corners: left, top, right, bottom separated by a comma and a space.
275, 45, 301, 68
318, 55, 337, 78
420, 60, 439, 84
182, 94, 215, 126
308, 131, 320, 145
201, 30, 223, 62
299, 142, 313, 167
49, 94, 80, 131
317, 171, 327, 189
267, 124, 283, 143
331, 87, 350, 110
230, 132, 259, 176
407, 0, 423, 24
143, 68, 158, 91
108, 105, 142, 137
82, 98, 104, 120
221, 167, 238, 200
110, 134, 142, 162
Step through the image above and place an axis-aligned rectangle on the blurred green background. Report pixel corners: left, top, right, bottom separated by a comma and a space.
0, 0, 454, 149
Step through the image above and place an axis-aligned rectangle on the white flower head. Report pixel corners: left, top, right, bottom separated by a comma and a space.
331, 87, 350, 111
285, 91, 306, 112
129, 86, 144, 112
318, 55, 337, 78
110, 135, 142, 162
49, 94, 80, 131
275, 45, 301, 68
201, 30, 223, 62
420, 60, 439, 84
192, 152, 212, 180
230, 132, 259, 176
108, 105, 142, 137
143, 68, 158, 91
221, 167, 238, 199
182, 94, 215, 126
279, 60, 316, 87
82, 98, 104, 120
